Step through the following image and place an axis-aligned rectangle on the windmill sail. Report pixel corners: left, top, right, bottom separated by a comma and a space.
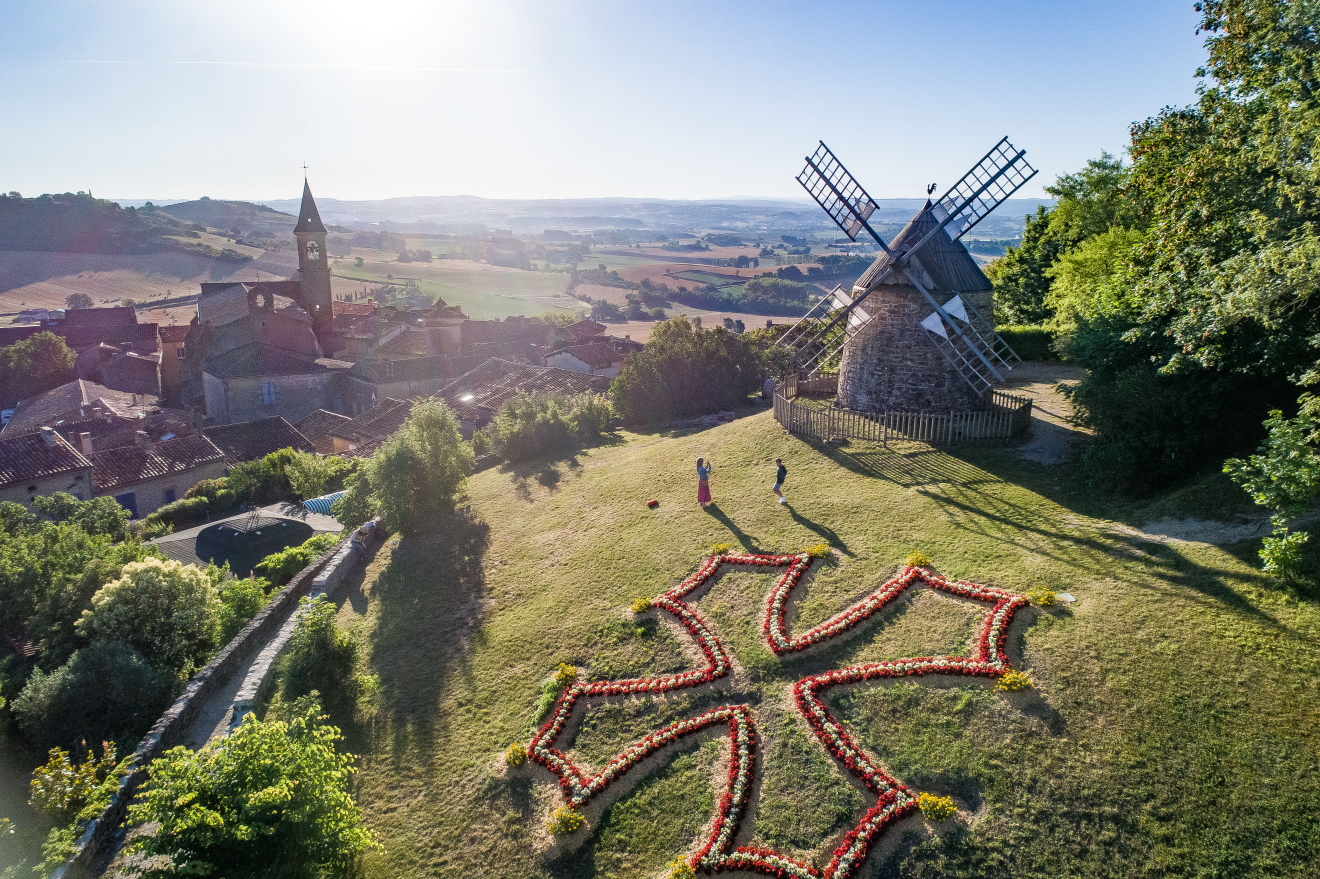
778, 137, 1032, 388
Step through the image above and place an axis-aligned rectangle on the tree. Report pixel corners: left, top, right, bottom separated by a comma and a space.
609, 316, 763, 425
64, 292, 93, 310
1224, 395, 1320, 577
0, 332, 75, 402
352, 400, 474, 533
127, 706, 375, 878
11, 642, 174, 751
280, 597, 358, 705
76, 557, 219, 676
284, 451, 350, 501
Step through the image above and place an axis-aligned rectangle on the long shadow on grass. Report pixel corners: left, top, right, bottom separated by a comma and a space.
815, 440, 1301, 634
367, 505, 491, 764
787, 505, 853, 556
704, 503, 766, 553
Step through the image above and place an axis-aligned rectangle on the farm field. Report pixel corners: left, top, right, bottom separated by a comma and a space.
329, 253, 577, 321
324, 411, 1320, 879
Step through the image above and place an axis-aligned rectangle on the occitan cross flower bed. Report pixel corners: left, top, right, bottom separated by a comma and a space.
525, 551, 1034, 878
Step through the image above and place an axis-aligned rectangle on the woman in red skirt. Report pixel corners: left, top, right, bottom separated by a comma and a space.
696, 457, 713, 507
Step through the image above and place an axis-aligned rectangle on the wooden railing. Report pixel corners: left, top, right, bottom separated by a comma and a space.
773, 381, 1032, 447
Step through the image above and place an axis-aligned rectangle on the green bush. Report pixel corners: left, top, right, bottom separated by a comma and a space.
227, 448, 299, 505
76, 557, 220, 676
489, 392, 612, 463
12, 642, 175, 752
184, 479, 225, 500
218, 574, 270, 643
996, 324, 1059, 361
254, 533, 339, 588
471, 428, 492, 457
127, 706, 375, 878
281, 596, 359, 706
284, 451, 351, 501
609, 316, 763, 425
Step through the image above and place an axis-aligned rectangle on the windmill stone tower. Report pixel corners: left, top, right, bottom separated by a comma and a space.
293, 179, 333, 336
779, 139, 1036, 412
836, 203, 994, 412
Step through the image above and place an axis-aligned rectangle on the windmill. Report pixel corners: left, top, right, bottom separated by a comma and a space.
777, 139, 1037, 402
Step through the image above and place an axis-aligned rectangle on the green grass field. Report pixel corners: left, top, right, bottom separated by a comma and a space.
331, 253, 575, 320
322, 412, 1320, 879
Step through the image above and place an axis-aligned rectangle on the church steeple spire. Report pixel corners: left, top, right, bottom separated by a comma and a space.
293, 178, 326, 235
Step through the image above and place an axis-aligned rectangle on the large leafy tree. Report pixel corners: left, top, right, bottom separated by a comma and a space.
0, 331, 75, 402
609, 315, 763, 424
128, 706, 375, 878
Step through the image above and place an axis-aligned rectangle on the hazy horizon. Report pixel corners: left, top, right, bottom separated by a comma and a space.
4, 1, 1208, 202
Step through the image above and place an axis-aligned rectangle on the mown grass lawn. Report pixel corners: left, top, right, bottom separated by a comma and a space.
329, 410, 1320, 879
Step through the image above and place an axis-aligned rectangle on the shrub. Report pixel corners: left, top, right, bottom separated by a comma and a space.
994, 670, 1034, 694
359, 400, 474, 533
218, 575, 269, 643
609, 316, 764, 425
546, 806, 585, 835
12, 642, 174, 752
995, 324, 1059, 361
471, 428, 492, 457
917, 792, 957, 822
255, 533, 339, 587
503, 743, 526, 769
568, 393, 612, 438
281, 597, 359, 706
76, 557, 219, 677
803, 543, 830, 559
227, 448, 299, 505
708, 542, 734, 555
526, 663, 578, 734
285, 451, 351, 501
488, 392, 609, 463
29, 742, 122, 824
905, 550, 933, 568
127, 707, 375, 878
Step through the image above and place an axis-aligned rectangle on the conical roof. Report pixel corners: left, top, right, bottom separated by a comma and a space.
293, 179, 326, 235
854, 201, 991, 293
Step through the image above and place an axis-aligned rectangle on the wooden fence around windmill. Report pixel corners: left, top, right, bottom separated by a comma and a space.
773, 374, 1032, 447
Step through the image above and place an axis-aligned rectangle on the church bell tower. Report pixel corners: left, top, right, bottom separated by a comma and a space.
293, 178, 332, 336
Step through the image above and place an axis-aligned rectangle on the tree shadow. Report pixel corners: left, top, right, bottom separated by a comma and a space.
501, 451, 584, 499
365, 505, 491, 766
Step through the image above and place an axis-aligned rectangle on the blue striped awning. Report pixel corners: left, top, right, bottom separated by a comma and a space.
303, 491, 344, 516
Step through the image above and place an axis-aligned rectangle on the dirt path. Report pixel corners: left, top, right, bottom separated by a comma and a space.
998, 361, 1091, 465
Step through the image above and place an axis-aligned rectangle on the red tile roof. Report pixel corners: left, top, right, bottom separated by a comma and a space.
2, 380, 161, 438
333, 300, 376, 317
295, 409, 352, 455
566, 319, 607, 341
158, 324, 191, 343
203, 417, 313, 466
0, 431, 92, 490
202, 344, 354, 379
90, 434, 225, 493
330, 398, 414, 444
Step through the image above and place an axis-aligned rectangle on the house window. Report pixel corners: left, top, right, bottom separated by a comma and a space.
408, 381, 420, 395
176, 347, 186, 359
262, 382, 277, 404
164, 488, 176, 504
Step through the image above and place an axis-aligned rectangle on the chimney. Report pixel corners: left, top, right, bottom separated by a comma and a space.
135, 430, 152, 453
40, 426, 57, 449
625, 334, 630, 340
79, 432, 93, 455
131, 393, 138, 406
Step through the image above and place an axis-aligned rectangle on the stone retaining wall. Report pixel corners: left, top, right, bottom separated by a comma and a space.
53, 520, 384, 879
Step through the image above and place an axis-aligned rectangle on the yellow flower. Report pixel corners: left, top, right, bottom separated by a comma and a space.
1026, 587, 1057, 607
552, 663, 577, 687
630, 597, 652, 614
803, 543, 830, 559
546, 805, 585, 835
666, 860, 697, 879
917, 792, 957, 822
905, 550, 933, 568
708, 542, 735, 556
994, 670, 1034, 694
504, 743, 526, 769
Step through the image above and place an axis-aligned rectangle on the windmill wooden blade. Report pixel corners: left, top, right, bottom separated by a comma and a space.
796, 142, 883, 243
928, 137, 1037, 242
776, 284, 879, 377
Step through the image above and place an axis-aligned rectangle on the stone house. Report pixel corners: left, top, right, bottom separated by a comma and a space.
294, 409, 352, 455
201, 344, 353, 426
158, 324, 189, 405
0, 428, 94, 507
545, 343, 624, 378
90, 433, 227, 518
836, 203, 996, 413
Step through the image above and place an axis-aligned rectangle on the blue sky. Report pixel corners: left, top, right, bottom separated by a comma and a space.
0, 1, 1208, 202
